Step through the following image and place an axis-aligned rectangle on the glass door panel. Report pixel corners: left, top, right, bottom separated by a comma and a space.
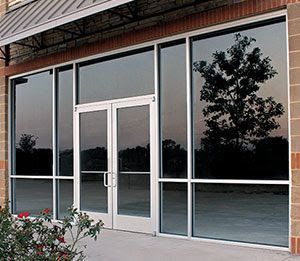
113, 98, 154, 234
117, 106, 150, 217
78, 108, 112, 228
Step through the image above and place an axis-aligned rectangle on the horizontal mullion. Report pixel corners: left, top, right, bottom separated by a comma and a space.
11, 175, 74, 180
81, 171, 106, 174
191, 179, 289, 185
11, 175, 54, 179
158, 178, 188, 183
119, 171, 150, 174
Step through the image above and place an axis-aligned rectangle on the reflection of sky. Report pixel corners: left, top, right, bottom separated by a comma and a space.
16, 71, 53, 149
15, 21, 288, 152
79, 50, 154, 103
58, 69, 73, 151
161, 43, 187, 149
193, 21, 288, 147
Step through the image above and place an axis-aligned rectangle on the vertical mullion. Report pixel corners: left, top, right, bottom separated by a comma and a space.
73, 63, 80, 210
186, 37, 192, 239
154, 43, 160, 235
9, 79, 15, 212
53, 68, 58, 220
155, 43, 162, 235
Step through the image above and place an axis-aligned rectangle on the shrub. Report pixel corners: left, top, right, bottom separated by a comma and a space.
0, 206, 103, 260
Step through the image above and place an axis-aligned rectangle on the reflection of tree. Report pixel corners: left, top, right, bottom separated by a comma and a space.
16, 134, 52, 175
18, 134, 38, 153
162, 139, 187, 178
81, 147, 107, 171
193, 34, 288, 179
119, 145, 150, 172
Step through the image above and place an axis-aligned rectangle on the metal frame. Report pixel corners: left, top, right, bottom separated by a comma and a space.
0, 0, 134, 47
8, 9, 290, 251
75, 95, 156, 233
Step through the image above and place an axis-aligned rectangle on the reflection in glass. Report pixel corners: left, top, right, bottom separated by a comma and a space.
13, 179, 53, 217
79, 48, 154, 104
80, 173, 107, 213
80, 111, 107, 171
160, 41, 187, 178
58, 66, 73, 176
193, 184, 288, 246
161, 183, 187, 235
14, 71, 53, 176
117, 106, 150, 217
192, 21, 288, 179
57, 180, 73, 219
118, 173, 150, 217
80, 110, 108, 213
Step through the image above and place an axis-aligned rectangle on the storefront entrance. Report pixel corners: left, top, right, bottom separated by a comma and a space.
75, 95, 156, 233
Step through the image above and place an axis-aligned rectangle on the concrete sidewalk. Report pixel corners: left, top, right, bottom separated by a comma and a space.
80, 229, 300, 261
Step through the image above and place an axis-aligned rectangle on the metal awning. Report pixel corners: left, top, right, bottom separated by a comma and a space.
0, 0, 133, 46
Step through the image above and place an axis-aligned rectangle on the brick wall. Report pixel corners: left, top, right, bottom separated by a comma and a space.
289, 1, 300, 255
0, 0, 8, 207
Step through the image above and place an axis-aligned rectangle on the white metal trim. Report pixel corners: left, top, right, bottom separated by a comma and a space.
190, 179, 289, 185
285, 12, 292, 252
186, 36, 192, 239
154, 43, 160, 236
75, 94, 154, 112
158, 232, 289, 252
158, 178, 188, 183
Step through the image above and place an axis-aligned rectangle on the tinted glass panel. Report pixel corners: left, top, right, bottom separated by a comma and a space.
160, 183, 187, 235
117, 106, 150, 217
79, 49, 154, 104
14, 71, 53, 176
80, 111, 107, 171
80, 110, 108, 213
160, 41, 187, 178
81, 173, 107, 213
57, 179, 73, 219
193, 184, 288, 246
58, 66, 73, 176
192, 21, 288, 179
13, 179, 53, 217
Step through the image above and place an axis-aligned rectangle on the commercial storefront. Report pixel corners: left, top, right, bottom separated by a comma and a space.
0, 0, 299, 254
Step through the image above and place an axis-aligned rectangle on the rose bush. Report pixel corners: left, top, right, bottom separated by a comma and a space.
0, 206, 103, 260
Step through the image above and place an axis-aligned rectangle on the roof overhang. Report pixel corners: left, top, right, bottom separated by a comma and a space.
0, 0, 133, 47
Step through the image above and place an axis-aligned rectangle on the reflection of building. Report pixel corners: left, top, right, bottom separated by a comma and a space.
0, 0, 299, 255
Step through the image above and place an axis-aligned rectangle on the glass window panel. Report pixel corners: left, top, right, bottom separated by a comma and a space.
160, 182, 187, 236
14, 71, 53, 176
78, 48, 154, 104
160, 41, 187, 178
80, 173, 107, 213
117, 106, 150, 217
192, 21, 288, 179
12, 179, 53, 217
58, 66, 73, 176
57, 179, 73, 219
193, 184, 289, 246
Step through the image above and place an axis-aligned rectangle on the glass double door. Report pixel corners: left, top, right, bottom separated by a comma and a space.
75, 96, 155, 234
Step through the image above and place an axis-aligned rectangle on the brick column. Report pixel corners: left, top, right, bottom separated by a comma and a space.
289, 1, 300, 255
0, 0, 8, 207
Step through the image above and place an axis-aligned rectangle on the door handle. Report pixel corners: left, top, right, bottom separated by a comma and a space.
103, 171, 109, 187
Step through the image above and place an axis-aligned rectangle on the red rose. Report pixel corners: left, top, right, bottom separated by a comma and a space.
57, 236, 66, 243
42, 208, 51, 214
18, 212, 29, 218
